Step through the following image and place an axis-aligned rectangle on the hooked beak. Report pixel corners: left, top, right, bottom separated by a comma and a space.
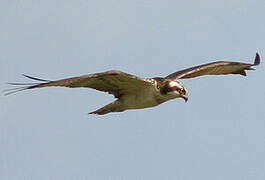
180, 94, 188, 102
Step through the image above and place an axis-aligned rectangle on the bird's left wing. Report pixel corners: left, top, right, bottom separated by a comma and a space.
166, 53, 260, 80
4, 70, 153, 98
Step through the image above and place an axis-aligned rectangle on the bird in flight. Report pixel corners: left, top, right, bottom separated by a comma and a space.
4, 53, 260, 115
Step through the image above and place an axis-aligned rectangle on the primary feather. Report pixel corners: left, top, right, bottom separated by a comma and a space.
166, 53, 260, 80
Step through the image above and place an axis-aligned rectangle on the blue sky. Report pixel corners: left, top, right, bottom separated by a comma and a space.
1, 0, 265, 179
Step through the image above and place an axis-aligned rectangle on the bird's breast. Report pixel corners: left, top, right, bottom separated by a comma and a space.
120, 86, 162, 110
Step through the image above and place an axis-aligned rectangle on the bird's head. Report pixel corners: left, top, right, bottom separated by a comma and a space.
160, 80, 188, 102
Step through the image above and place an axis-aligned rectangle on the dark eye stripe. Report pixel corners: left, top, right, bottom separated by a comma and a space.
172, 86, 186, 94
181, 88, 186, 94
171, 86, 181, 91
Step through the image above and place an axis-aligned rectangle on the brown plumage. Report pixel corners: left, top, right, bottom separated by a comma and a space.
166, 53, 260, 79
4, 53, 260, 115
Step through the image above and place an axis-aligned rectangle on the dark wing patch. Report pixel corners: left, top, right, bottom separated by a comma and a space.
4, 70, 153, 98
166, 53, 260, 80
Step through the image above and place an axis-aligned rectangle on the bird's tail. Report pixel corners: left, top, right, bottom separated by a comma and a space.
89, 100, 124, 115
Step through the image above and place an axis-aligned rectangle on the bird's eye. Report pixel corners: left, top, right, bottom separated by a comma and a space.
180, 88, 186, 94
175, 87, 186, 94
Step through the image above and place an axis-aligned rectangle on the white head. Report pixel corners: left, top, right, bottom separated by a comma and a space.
161, 80, 188, 102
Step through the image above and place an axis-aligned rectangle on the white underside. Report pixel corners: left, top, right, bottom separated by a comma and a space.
119, 84, 179, 110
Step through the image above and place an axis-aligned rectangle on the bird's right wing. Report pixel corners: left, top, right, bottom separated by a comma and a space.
4, 70, 154, 98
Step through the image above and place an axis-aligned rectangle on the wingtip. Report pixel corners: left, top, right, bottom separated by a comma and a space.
2, 86, 29, 96
239, 70, 247, 76
254, 52, 260, 66
22, 74, 51, 82
88, 110, 99, 115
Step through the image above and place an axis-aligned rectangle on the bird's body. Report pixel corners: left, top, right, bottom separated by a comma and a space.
90, 77, 186, 114
4, 53, 260, 115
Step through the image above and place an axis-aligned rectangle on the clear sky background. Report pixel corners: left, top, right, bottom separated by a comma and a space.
1, 0, 265, 179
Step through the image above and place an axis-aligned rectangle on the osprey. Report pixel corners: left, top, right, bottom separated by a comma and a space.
5, 53, 260, 115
